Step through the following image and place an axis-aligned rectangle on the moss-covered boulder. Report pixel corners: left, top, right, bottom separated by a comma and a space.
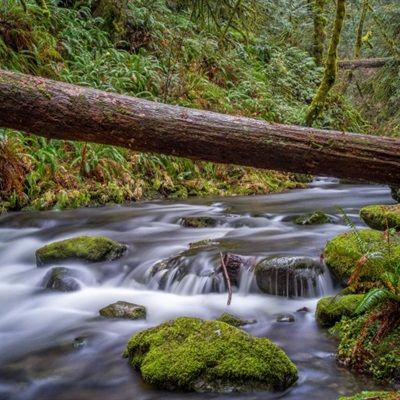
36, 236, 127, 266
294, 210, 332, 225
338, 392, 400, 400
99, 301, 146, 320
255, 257, 323, 297
323, 229, 400, 286
179, 217, 218, 228
333, 315, 400, 383
390, 185, 400, 203
41, 267, 82, 292
316, 295, 364, 327
216, 313, 256, 327
360, 204, 400, 231
124, 317, 298, 392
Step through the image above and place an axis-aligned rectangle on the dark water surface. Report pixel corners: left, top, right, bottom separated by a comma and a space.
0, 179, 395, 400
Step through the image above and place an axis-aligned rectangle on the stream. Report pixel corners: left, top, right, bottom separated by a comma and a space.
0, 178, 395, 400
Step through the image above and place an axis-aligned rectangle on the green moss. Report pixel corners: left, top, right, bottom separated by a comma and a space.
36, 235, 127, 266
333, 316, 400, 382
360, 204, 400, 231
124, 317, 298, 392
338, 392, 400, 400
216, 313, 254, 327
316, 295, 364, 327
323, 229, 400, 287
179, 217, 218, 228
294, 210, 332, 225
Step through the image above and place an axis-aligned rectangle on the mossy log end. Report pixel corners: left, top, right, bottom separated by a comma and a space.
0, 69, 400, 184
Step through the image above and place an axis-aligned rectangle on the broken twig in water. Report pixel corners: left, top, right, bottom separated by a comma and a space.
220, 252, 233, 306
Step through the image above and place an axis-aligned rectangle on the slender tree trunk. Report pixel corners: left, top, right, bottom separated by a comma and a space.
311, 0, 327, 66
306, 0, 346, 126
0, 69, 400, 184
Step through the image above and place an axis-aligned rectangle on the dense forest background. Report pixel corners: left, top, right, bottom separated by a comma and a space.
0, 0, 399, 211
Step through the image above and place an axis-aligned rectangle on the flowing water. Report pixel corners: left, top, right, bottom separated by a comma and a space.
0, 179, 396, 400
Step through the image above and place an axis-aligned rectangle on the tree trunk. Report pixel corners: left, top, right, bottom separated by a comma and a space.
0, 69, 399, 185
311, 0, 327, 66
306, 0, 346, 126
339, 57, 396, 69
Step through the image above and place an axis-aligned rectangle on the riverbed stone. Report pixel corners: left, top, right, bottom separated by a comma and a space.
41, 267, 82, 292
276, 313, 295, 323
294, 210, 332, 225
255, 257, 323, 297
99, 301, 146, 320
124, 316, 297, 392
179, 217, 218, 228
360, 204, 400, 231
36, 235, 127, 266
216, 313, 256, 327
323, 229, 400, 286
316, 295, 364, 327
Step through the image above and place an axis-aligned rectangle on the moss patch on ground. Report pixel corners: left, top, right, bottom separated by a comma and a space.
36, 235, 127, 266
360, 204, 400, 231
338, 392, 400, 400
323, 229, 400, 288
316, 295, 364, 328
124, 316, 298, 392
332, 315, 400, 383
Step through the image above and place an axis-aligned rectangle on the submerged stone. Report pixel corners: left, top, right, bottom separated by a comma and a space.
41, 267, 82, 292
36, 235, 127, 266
255, 257, 323, 297
323, 229, 400, 286
99, 301, 146, 320
216, 313, 256, 327
124, 317, 298, 392
316, 295, 364, 327
179, 217, 218, 228
294, 211, 332, 225
360, 204, 400, 231
276, 313, 295, 323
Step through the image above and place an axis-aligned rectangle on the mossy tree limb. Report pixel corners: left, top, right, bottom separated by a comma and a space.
306, 0, 346, 126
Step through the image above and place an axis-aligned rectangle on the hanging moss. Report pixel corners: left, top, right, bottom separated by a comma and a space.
306, 0, 346, 126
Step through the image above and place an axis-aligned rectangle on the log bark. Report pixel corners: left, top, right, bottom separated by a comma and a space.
0, 69, 400, 184
339, 57, 396, 69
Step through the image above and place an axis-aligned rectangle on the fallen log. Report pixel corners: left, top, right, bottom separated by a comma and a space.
339, 57, 396, 69
0, 69, 400, 184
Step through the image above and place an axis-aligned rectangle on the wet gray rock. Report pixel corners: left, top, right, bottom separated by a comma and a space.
179, 217, 218, 228
41, 267, 82, 292
99, 301, 146, 320
276, 313, 295, 323
255, 257, 323, 297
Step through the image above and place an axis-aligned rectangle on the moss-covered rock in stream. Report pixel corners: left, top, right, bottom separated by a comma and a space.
390, 186, 400, 203
99, 301, 146, 320
332, 315, 400, 383
294, 210, 332, 225
216, 313, 256, 327
255, 257, 323, 297
316, 295, 364, 327
41, 267, 82, 292
124, 317, 298, 392
179, 217, 218, 228
323, 229, 400, 287
338, 392, 400, 400
36, 236, 127, 266
360, 204, 400, 231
